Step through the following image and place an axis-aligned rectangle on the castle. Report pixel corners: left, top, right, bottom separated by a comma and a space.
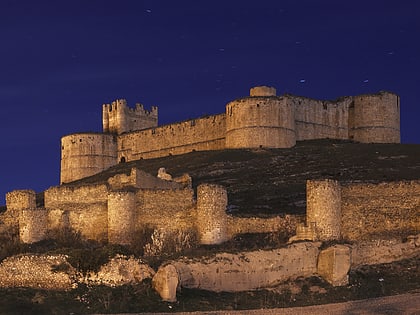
3, 86, 414, 250
2, 86, 419, 297
60, 86, 400, 183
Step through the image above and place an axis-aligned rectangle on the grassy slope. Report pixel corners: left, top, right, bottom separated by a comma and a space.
70, 139, 420, 216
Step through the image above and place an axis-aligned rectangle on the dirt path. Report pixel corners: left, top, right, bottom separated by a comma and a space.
130, 292, 420, 315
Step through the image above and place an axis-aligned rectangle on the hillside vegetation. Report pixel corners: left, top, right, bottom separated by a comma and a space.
1, 139, 420, 313
71, 139, 420, 216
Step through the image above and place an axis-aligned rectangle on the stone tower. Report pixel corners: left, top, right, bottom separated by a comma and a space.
225, 86, 296, 149
349, 91, 400, 143
306, 179, 341, 241
103, 99, 158, 135
196, 184, 228, 245
60, 133, 117, 184
107, 191, 136, 245
6, 190, 47, 244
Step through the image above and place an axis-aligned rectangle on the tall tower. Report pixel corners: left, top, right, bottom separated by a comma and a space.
60, 133, 117, 184
306, 179, 341, 241
225, 86, 296, 149
349, 92, 400, 143
196, 184, 228, 245
103, 99, 158, 134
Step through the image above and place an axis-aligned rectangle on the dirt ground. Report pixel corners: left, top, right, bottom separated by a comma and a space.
135, 292, 420, 315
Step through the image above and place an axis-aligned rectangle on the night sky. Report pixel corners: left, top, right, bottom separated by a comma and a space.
1, 1, 419, 204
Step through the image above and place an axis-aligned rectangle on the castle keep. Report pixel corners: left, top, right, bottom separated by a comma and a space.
60, 86, 400, 183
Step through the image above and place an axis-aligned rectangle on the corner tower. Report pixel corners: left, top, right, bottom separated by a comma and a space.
60, 133, 117, 184
103, 99, 158, 135
349, 91, 400, 143
225, 86, 296, 148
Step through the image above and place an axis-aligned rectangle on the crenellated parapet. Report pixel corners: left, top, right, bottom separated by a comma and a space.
103, 99, 158, 135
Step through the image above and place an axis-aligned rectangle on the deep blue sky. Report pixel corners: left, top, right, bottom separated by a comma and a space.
1, 1, 419, 204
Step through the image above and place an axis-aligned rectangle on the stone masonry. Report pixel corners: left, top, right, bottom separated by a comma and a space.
60, 86, 400, 183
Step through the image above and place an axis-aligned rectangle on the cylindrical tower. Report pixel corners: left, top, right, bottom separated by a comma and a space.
196, 184, 228, 245
20, 208, 48, 244
60, 133, 117, 184
6, 190, 47, 244
306, 179, 341, 241
226, 86, 296, 149
107, 191, 136, 245
351, 92, 400, 143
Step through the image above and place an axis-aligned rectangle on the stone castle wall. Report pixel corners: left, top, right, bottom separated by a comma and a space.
295, 179, 420, 242
226, 96, 296, 148
228, 215, 301, 237
6, 190, 47, 243
294, 97, 351, 141
20, 208, 48, 244
5, 190, 36, 212
45, 184, 109, 241
341, 181, 420, 240
306, 179, 342, 241
351, 92, 400, 143
60, 87, 400, 184
108, 191, 136, 245
118, 114, 226, 161
196, 184, 228, 244
4, 174, 298, 246
134, 188, 195, 229
103, 99, 158, 134
60, 133, 117, 184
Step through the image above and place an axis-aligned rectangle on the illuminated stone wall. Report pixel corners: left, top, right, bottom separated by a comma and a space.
60, 133, 117, 184
118, 114, 226, 161
225, 95, 296, 149
60, 87, 401, 183
351, 92, 400, 143
341, 181, 420, 240
306, 179, 342, 241
102, 99, 158, 135
196, 184, 228, 244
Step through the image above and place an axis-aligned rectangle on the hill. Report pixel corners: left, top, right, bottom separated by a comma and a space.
70, 139, 420, 217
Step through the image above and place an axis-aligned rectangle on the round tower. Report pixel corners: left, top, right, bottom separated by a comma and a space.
196, 184, 228, 245
306, 179, 341, 241
226, 86, 296, 149
107, 191, 136, 245
351, 92, 400, 143
60, 133, 117, 184
6, 190, 47, 244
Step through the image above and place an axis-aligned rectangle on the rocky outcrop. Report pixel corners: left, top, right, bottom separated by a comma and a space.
85, 255, 155, 286
351, 234, 420, 267
152, 242, 321, 301
152, 264, 179, 302
317, 245, 351, 286
0, 254, 155, 290
0, 254, 75, 290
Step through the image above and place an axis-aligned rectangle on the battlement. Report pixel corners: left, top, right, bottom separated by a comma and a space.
103, 99, 158, 135
134, 103, 158, 115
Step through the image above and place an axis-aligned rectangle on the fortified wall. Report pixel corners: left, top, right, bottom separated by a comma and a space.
4, 168, 294, 246
292, 179, 420, 242
60, 86, 400, 183
4, 174, 419, 247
